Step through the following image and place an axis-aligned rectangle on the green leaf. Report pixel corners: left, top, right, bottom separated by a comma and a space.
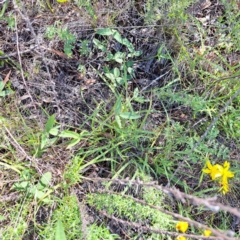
32, 188, 51, 203
123, 39, 134, 52
35, 190, 45, 199
0, 215, 6, 221
113, 68, 120, 77
133, 88, 139, 98
0, 90, 12, 97
42, 197, 52, 203
45, 115, 55, 132
45, 26, 56, 39
127, 67, 134, 76
126, 61, 134, 67
22, 170, 31, 180
35, 148, 44, 158
48, 137, 57, 146
115, 115, 122, 128
0, 81, 4, 91
67, 138, 80, 149
133, 51, 142, 57
96, 28, 114, 36
105, 73, 115, 82
64, 43, 73, 57
112, 31, 136, 53
113, 52, 126, 63
40, 133, 48, 149
116, 77, 124, 85
59, 130, 80, 139
112, 31, 123, 43
79, 130, 89, 136
58, 29, 75, 42
104, 53, 114, 61
115, 97, 122, 115
93, 38, 106, 51
134, 97, 146, 103
38, 172, 52, 189
28, 185, 38, 195
14, 181, 29, 190
49, 126, 59, 136
55, 220, 67, 240
103, 65, 109, 73
119, 112, 141, 119
0, 0, 9, 18
114, 56, 123, 64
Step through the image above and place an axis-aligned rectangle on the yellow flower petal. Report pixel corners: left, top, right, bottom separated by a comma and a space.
222, 166, 234, 179
223, 161, 230, 170
204, 229, 212, 236
219, 182, 229, 194
176, 222, 189, 233
203, 161, 212, 173
176, 236, 187, 240
210, 164, 223, 180
206, 160, 213, 169
227, 172, 234, 178
203, 161, 223, 180
202, 169, 211, 174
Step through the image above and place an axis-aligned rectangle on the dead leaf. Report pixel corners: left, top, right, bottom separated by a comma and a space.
201, 0, 211, 10
196, 15, 210, 25
42, 45, 68, 59
3, 70, 11, 86
81, 79, 97, 90
84, 79, 96, 85
180, 113, 188, 120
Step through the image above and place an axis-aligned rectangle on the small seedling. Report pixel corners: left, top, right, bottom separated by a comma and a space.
14, 171, 52, 203
114, 96, 141, 129
45, 26, 76, 57
35, 115, 59, 157
0, 77, 13, 97
92, 28, 142, 88
79, 39, 91, 56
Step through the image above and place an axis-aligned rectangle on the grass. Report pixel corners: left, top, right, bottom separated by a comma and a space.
0, 0, 240, 239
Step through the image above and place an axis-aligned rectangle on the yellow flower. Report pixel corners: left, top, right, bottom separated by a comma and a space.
203, 160, 234, 195
222, 161, 234, 179
202, 161, 223, 180
176, 236, 187, 240
219, 181, 230, 195
176, 222, 188, 233
204, 229, 212, 236
219, 161, 234, 194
